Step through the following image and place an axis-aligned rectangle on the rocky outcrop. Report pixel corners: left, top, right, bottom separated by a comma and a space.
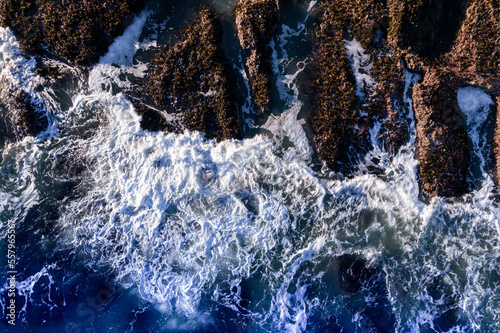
0, 0, 145, 64
235, 0, 279, 114
143, 8, 241, 141
444, 0, 500, 91
311, 1, 409, 173
413, 70, 470, 197
312, 0, 500, 197
369, 53, 408, 153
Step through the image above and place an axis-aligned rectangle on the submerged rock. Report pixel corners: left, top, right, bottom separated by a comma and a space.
143, 8, 242, 141
413, 70, 470, 197
235, 0, 279, 114
0, 0, 145, 64
388, 0, 467, 57
0, 88, 48, 145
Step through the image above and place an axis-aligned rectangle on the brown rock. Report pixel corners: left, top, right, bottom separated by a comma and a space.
444, 0, 500, 94
235, 0, 279, 114
312, 0, 500, 197
413, 70, 470, 197
311, 3, 370, 174
311, 1, 410, 173
144, 8, 241, 141
0, 0, 145, 64
0, 88, 48, 146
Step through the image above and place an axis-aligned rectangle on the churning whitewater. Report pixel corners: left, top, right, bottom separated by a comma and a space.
1, 3, 500, 333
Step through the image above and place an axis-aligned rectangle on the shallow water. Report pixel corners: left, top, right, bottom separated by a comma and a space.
1, 2, 500, 332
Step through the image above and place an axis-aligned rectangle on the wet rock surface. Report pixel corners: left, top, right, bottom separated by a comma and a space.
311, 0, 500, 196
311, 3, 369, 174
413, 70, 470, 197
311, 0, 409, 174
235, 0, 279, 114
0, 0, 145, 65
142, 8, 242, 141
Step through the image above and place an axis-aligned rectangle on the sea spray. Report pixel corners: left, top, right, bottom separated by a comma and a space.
0, 3, 499, 332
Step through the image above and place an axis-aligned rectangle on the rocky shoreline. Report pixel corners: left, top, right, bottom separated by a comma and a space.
311, 0, 500, 197
0, 0, 145, 64
412, 70, 470, 197
0, 0, 499, 196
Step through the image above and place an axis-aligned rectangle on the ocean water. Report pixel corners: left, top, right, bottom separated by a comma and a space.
1, 2, 500, 332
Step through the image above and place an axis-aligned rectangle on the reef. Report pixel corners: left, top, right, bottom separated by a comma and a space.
142, 8, 242, 141
0, 0, 145, 64
311, 0, 500, 197
235, 0, 279, 114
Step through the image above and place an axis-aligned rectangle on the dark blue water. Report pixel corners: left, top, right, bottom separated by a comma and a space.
1, 2, 500, 332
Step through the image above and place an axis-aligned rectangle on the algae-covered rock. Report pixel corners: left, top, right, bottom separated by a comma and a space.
311, 0, 500, 197
0, 89, 48, 145
235, 0, 279, 114
0, 0, 145, 64
369, 50, 408, 153
311, 3, 370, 174
311, 0, 407, 174
144, 8, 241, 141
444, 0, 500, 93
413, 70, 470, 197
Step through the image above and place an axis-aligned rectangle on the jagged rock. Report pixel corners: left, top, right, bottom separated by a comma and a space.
369, 52, 409, 153
0, 0, 145, 64
494, 97, 500, 188
324, 0, 388, 49
143, 8, 241, 141
235, 0, 279, 114
312, 0, 500, 197
413, 70, 470, 197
